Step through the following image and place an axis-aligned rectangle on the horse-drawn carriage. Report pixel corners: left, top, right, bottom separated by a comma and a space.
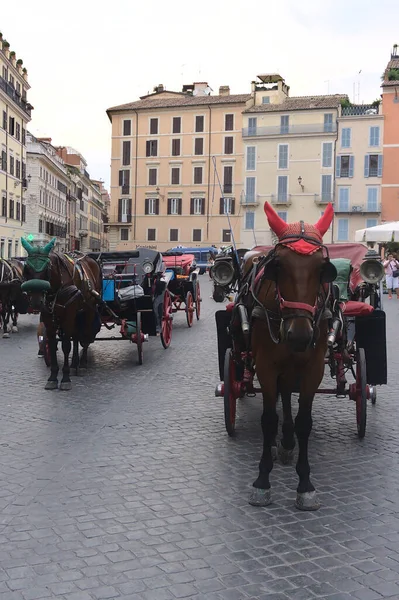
162, 252, 201, 327
87, 248, 173, 363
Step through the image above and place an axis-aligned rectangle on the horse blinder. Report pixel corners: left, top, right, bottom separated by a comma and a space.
320, 259, 337, 284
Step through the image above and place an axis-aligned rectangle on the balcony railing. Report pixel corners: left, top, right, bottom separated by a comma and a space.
271, 193, 292, 205
0, 76, 32, 117
243, 123, 337, 137
314, 193, 334, 204
341, 104, 379, 117
240, 194, 259, 206
335, 204, 381, 214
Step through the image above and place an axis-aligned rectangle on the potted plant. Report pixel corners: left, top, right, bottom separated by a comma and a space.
2, 40, 10, 58
382, 67, 399, 81
17, 58, 23, 66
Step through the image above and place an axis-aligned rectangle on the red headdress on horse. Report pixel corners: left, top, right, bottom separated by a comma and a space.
264, 202, 334, 255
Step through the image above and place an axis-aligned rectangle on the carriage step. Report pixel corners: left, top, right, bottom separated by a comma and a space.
215, 383, 224, 397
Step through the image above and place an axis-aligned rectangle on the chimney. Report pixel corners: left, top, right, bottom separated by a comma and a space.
193, 82, 211, 96
37, 137, 52, 143
219, 86, 230, 96
154, 84, 164, 93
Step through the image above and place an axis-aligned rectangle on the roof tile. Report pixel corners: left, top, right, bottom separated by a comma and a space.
243, 94, 348, 113
107, 93, 251, 113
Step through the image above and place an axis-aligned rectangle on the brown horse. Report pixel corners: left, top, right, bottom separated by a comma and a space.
0, 258, 26, 338
21, 238, 102, 390
247, 203, 336, 510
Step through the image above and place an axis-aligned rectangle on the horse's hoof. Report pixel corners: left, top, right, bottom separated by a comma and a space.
249, 488, 272, 507
278, 443, 294, 465
45, 380, 58, 390
2, 333, 10, 339
60, 381, 72, 391
12, 326, 18, 333
295, 491, 320, 511
271, 446, 278, 461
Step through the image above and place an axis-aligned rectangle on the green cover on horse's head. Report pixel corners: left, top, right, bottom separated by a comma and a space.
21, 237, 56, 272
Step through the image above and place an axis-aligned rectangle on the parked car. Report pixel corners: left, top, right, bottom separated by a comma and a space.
167, 246, 216, 274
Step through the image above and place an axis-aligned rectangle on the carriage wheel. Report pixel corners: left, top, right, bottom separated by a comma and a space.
160, 290, 173, 349
136, 312, 143, 365
185, 291, 194, 328
42, 328, 51, 368
195, 281, 201, 320
356, 348, 367, 439
224, 348, 239, 436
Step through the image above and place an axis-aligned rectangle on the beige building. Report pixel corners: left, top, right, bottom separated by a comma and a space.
0, 35, 33, 258
107, 82, 251, 251
241, 74, 347, 247
334, 104, 383, 242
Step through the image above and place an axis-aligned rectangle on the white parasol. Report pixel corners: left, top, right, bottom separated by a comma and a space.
355, 221, 399, 243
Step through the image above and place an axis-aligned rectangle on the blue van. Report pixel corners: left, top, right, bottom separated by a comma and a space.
168, 246, 216, 274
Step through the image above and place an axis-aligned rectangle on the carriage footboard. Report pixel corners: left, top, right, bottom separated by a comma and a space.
355, 310, 387, 385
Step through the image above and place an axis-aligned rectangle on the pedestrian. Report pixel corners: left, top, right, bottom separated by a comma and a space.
383, 252, 399, 299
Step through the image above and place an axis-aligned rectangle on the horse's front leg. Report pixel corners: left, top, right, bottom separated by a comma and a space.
2, 306, 11, 338
249, 379, 278, 507
71, 338, 79, 373
11, 308, 18, 333
279, 387, 295, 464
45, 327, 59, 390
295, 397, 319, 511
60, 336, 72, 391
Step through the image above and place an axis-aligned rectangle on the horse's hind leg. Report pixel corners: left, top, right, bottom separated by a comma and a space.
279, 389, 295, 464
295, 397, 319, 511
79, 344, 89, 370
249, 382, 278, 507
2, 308, 10, 338
45, 330, 59, 390
71, 339, 79, 373
60, 337, 72, 391
11, 308, 18, 333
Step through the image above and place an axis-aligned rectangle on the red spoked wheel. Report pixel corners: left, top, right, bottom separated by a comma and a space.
355, 348, 367, 439
195, 281, 201, 320
160, 290, 173, 349
185, 291, 194, 328
224, 348, 242, 436
136, 312, 143, 365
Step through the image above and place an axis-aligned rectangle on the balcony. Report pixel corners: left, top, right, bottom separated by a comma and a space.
243, 123, 337, 137
335, 204, 381, 214
314, 193, 334, 204
240, 194, 259, 207
341, 104, 380, 117
0, 75, 32, 117
271, 194, 292, 206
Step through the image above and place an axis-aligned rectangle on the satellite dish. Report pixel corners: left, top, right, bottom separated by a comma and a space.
204, 86, 211, 95
192, 89, 199, 96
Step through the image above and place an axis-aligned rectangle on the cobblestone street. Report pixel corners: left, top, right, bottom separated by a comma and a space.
1, 277, 399, 600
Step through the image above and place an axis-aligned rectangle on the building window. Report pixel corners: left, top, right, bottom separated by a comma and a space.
119, 169, 130, 193
190, 197, 204, 215
248, 117, 257, 136
16, 202, 20, 221
277, 211, 287, 222
336, 155, 354, 178
171, 167, 180, 185
195, 116, 204, 132
222, 229, 231, 243
1, 195, 6, 216
167, 197, 182, 215
364, 154, 383, 178
223, 166, 233, 194
367, 187, 378, 211
123, 120, 131, 136
170, 228, 179, 242
194, 138, 204, 155
147, 228, 156, 241
321, 174, 332, 201
224, 136, 234, 155
262, 96, 270, 104
14, 240, 19, 256
193, 229, 202, 242
322, 142, 333, 168
16, 160, 20, 179
171, 139, 181, 156
245, 177, 256, 203
8, 117, 15, 136
9, 155, 14, 176
15, 123, 20, 141
245, 211, 255, 230
118, 198, 132, 222
145, 198, 159, 215
246, 146, 256, 171
280, 115, 289, 134
278, 144, 288, 169
366, 218, 378, 228
324, 113, 333, 133
225, 114, 234, 131
173, 117, 181, 134
22, 127, 26, 146
0, 238, 4, 258
369, 126, 380, 147
8, 240, 12, 258
150, 118, 158, 135
341, 127, 351, 148
194, 166, 203, 184
1, 150, 7, 171
277, 176, 288, 202
146, 140, 158, 157
219, 197, 235, 215
337, 219, 349, 241
122, 141, 131, 165
2, 111, 6, 131
9, 199, 14, 219
338, 187, 350, 212
120, 228, 129, 241
148, 168, 157, 186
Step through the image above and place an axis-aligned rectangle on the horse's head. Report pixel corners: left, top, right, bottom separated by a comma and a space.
263, 203, 336, 352
20, 237, 56, 310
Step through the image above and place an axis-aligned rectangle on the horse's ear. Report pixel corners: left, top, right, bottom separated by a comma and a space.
43, 237, 56, 255
321, 259, 337, 283
21, 237, 34, 255
264, 202, 287, 238
314, 203, 334, 237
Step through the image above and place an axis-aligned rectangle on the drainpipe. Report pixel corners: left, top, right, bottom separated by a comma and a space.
206, 105, 212, 240
133, 110, 139, 241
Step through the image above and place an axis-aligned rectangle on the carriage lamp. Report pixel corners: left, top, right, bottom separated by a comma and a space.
212, 258, 235, 286
142, 261, 153, 274
359, 250, 384, 284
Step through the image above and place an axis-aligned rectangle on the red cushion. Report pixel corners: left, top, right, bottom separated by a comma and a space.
341, 301, 374, 316
226, 302, 235, 312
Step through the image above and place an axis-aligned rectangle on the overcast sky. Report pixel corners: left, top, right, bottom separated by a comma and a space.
3, 0, 398, 189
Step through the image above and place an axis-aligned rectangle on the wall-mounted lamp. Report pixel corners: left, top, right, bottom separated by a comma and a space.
155, 186, 165, 200
298, 176, 304, 192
